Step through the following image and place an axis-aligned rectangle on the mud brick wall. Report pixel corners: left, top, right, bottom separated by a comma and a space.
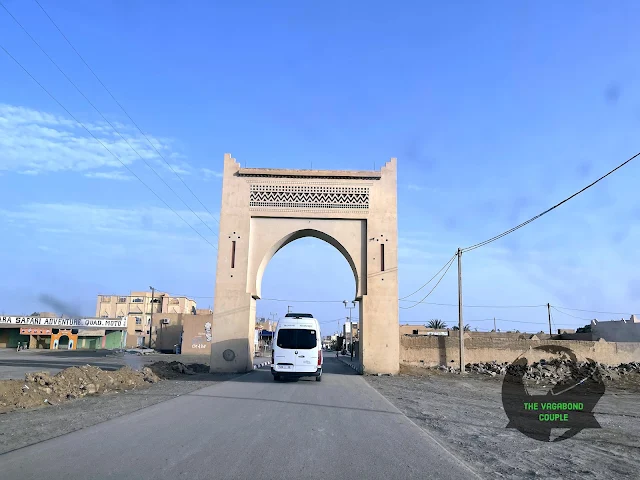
400, 335, 640, 367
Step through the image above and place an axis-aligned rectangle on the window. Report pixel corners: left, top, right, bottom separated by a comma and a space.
231, 240, 236, 268
135, 317, 142, 325
101, 295, 112, 302
284, 313, 314, 318
277, 329, 317, 349
132, 298, 143, 303
117, 297, 127, 303
380, 244, 385, 272
169, 298, 180, 305
412, 329, 419, 335
151, 298, 160, 303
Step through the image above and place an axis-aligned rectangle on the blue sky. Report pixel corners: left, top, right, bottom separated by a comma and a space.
1, 1, 639, 334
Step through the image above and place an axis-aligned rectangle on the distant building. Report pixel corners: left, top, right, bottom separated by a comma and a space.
399, 325, 448, 336
95, 291, 197, 348
0, 314, 127, 350
591, 315, 640, 342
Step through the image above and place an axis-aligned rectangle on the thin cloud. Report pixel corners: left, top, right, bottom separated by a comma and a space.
84, 171, 133, 181
202, 168, 223, 179
407, 184, 423, 191
0, 202, 219, 273
0, 202, 218, 246
0, 103, 184, 176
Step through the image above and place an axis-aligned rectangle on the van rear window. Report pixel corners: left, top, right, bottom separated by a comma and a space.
277, 329, 317, 349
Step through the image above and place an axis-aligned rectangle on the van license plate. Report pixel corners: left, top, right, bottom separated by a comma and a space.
279, 365, 292, 370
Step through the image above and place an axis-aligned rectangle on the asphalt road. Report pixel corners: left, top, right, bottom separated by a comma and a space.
1, 357, 477, 479
0, 349, 266, 380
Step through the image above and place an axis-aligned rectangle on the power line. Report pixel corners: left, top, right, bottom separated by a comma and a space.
553, 305, 638, 316
31, 0, 220, 227
399, 300, 547, 308
0, 2, 219, 241
170, 293, 548, 309
462, 150, 640, 253
551, 306, 594, 322
0, 42, 217, 250
400, 255, 456, 310
399, 253, 457, 300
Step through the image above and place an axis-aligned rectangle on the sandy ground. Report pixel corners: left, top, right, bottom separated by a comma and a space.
366, 366, 640, 480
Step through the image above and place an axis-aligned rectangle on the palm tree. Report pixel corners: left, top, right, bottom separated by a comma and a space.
427, 319, 446, 329
452, 324, 471, 331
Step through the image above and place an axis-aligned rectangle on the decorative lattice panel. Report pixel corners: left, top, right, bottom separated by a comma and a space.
250, 185, 369, 209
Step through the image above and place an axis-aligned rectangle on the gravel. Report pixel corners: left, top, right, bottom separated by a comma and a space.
366, 365, 640, 479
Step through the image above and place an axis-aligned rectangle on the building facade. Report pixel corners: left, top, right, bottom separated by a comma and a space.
591, 315, 640, 342
95, 291, 197, 348
0, 315, 127, 350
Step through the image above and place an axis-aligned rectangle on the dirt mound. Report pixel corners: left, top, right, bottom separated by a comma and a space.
0, 365, 159, 414
146, 361, 209, 378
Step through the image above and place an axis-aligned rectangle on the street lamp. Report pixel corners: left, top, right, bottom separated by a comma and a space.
343, 300, 356, 360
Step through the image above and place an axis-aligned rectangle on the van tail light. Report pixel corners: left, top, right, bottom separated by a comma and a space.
318, 349, 322, 366
271, 349, 274, 365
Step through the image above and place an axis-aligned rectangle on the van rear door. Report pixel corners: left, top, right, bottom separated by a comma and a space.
293, 328, 318, 373
274, 327, 297, 371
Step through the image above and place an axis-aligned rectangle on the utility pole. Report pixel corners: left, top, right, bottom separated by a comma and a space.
457, 248, 465, 374
343, 300, 355, 360
493, 317, 496, 332
287, 305, 292, 314
547, 303, 552, 336
269, 312, 277, 350
148, 286, 155, 349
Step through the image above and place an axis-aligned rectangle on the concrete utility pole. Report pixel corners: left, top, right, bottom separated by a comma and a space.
148, 286, 155, 349
457, 248, 465, 374
344, 300, 356, 360
287, 305, 292, 314
547, 303, 552, 336
493, 317, 496, 332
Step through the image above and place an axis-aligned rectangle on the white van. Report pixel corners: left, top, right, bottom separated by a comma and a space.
271, 313, 323, 382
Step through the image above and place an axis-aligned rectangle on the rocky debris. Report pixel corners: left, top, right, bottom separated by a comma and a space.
423, 359, 640, 384
0, 361, 203, 414
456, 359, 640, 384
146, 361, 209, 379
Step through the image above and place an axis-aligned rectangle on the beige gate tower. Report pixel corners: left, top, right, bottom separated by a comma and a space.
210, 153, 399, 375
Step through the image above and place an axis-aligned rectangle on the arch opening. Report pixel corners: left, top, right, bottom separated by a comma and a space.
57, 335, 69, 349
254, 229, 360, 301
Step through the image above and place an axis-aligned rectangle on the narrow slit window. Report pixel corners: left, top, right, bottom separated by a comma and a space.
231, 241, 236, 268
380, 243, 385, 272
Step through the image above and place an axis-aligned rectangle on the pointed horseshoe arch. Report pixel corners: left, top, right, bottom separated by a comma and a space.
254, 228, 360, 301
210, 153, 399, 375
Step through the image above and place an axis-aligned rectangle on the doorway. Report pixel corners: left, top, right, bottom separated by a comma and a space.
58, 335, 70, 349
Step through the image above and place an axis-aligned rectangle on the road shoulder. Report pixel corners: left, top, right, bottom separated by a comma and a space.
0, 373, 234, 455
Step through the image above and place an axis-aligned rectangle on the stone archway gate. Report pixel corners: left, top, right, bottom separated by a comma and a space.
210, 153, 399, 375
